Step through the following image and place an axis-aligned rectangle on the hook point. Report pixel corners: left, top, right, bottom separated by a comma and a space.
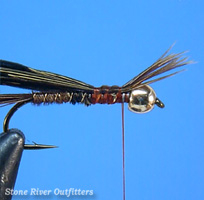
24, 143, 58, 150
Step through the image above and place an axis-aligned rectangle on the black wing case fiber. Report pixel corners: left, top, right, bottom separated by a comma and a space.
0, 60, 94, 93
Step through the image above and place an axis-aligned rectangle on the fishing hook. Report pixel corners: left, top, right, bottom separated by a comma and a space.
3, 100, 57, 150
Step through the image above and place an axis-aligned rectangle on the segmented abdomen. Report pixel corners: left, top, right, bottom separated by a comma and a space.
33, 92, 92, 106
32, 86, 129, 106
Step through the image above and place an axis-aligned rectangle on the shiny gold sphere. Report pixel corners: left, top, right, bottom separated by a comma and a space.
128, 85, 156, 113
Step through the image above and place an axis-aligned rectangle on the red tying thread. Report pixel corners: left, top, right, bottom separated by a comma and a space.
91, 89, 99, 104
91, 87, 128, 104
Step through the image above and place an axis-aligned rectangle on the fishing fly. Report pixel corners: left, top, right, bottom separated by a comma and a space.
0, 44, 193, 200
0, 45, 192, 149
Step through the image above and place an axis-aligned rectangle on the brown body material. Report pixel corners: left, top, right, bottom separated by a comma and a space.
91, 86, 129, 104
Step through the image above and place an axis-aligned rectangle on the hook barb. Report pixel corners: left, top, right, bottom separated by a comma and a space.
3, 100, 57, 150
